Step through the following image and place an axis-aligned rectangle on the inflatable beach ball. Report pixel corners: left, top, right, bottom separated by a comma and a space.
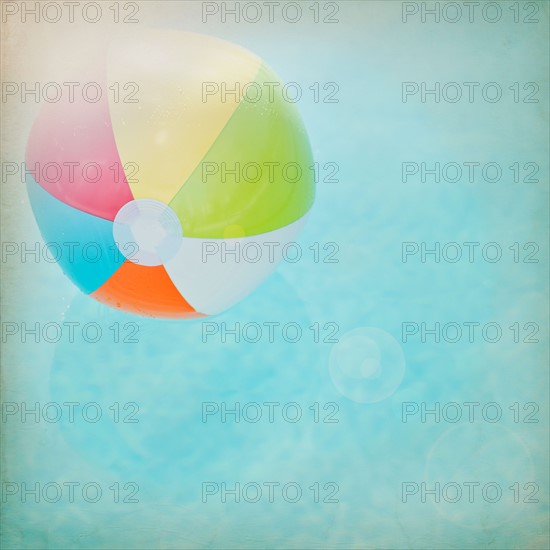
26, 31, 314, 318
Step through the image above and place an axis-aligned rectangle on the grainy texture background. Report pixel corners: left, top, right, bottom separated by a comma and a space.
1, 1, 549, 548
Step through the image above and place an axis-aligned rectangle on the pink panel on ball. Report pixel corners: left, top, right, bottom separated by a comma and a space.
26, 77, 134, 221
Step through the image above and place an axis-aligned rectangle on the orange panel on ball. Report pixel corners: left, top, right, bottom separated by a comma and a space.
91, 261, 203, 318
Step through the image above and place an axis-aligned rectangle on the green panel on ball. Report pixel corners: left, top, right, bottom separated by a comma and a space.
169, 62, 315, 238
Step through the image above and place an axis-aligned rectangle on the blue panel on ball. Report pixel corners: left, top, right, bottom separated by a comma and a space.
26, 174, 126, 294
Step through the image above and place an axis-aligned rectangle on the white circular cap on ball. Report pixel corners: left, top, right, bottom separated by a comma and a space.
113, 199, 183, 266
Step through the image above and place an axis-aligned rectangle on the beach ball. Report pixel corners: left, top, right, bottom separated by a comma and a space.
26, 31, 314, 318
